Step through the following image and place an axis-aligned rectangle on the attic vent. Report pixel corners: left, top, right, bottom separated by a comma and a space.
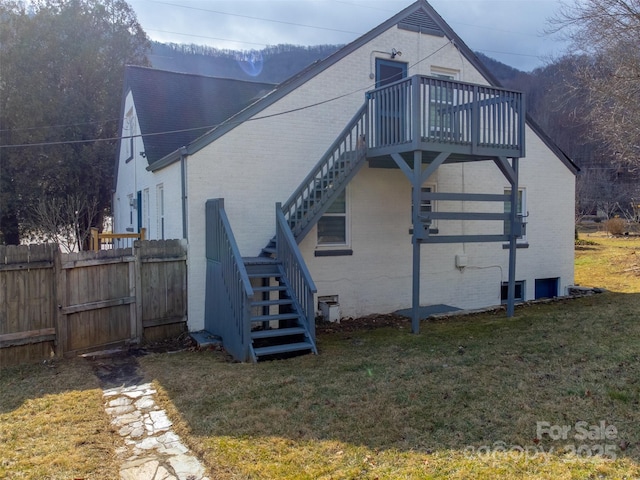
398, 9, 445, 37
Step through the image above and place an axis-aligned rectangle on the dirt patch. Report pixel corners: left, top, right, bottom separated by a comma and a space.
316, 313, 410, 334
85, 333, 199, 387
90, 352, 145, 388
138, 331, 198, 354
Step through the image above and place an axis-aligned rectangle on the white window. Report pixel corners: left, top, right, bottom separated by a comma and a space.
142, 188, 150, 235
428, 67, 459, 139
128, 193, 134, 226
124, 107, 135, 163
412, 184, 437, 228
157, 184, 165, 240
317, 189, 348, 246
504, 188, 526, 240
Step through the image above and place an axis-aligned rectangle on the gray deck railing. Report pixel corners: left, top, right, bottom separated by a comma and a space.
366, 75, 525, 157
281, 104, 368, 241
276, 204, 317, 343
204, 198, 253, 362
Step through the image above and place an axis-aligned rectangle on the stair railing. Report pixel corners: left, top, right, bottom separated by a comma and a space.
276, 203, 318, 343
280, 103, 368, 241
204, 198, 253, 362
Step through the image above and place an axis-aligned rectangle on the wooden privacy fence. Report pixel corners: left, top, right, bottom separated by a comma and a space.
0, 240, 187, 367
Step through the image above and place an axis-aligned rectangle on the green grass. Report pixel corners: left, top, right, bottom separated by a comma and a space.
575, 234, 640, 292
3, 234, 640, 478
0, 358, 120, 479
142, 292, 640, 479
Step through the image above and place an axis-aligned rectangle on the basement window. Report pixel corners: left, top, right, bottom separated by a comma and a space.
501, 280, 525, 304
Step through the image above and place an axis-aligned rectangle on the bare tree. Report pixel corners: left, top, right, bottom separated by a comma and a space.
549, 1, 640, 167
30, 194, 100, 252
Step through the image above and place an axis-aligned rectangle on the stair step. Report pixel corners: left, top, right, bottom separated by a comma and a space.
247, 271, 282, 279
253, 341, 314, 358
253, 285, 287, 293
250, 313, 300, 323
251, 327, 306, 339
250, 298, 293, 307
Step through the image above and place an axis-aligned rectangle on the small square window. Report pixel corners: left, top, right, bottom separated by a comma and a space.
501, 280, 525, 303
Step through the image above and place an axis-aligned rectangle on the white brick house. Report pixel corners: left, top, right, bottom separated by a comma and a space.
114, 0, 577, 361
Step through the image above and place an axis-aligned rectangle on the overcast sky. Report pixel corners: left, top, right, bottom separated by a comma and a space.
127, 0, 570, 72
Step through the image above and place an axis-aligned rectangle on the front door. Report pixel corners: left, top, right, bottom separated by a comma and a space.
375, 59, 408, 146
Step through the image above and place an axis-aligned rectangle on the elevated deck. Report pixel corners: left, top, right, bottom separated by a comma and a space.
365, 75, 525, 163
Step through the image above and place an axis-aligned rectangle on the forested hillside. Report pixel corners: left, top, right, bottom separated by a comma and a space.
149, 43, 576, 158
150, 42, 341, 83
149, 41, 636, 220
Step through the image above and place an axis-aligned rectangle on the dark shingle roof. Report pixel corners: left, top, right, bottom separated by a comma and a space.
121, 66, 275, 164
144, 0, 577, 175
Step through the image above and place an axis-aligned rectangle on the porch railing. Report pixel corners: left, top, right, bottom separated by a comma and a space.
204, 198, 253, 362
366, 75, 525, 157
90, 227, 146, 251
281, 104, 368, 242
276, 203, 317, 343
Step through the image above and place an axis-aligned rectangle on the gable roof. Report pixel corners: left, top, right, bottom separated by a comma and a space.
146, 0, 578, 175
114, 66, 275, 185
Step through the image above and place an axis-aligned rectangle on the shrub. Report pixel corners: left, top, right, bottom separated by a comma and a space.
605, 217, 626, 236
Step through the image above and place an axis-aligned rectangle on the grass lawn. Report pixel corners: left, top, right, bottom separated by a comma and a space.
575, 232, 640, 293
138, 235, 640, 479
0, 358, 120, 479
1, 235, 639, 479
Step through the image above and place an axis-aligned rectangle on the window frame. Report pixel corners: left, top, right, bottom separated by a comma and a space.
428, 67, 459, 138
504, 187, 527, 242
317, 188, 350, 248
157, 184, 165, 240
124, 107, 135, 163
501, 280, 525, 304
128, 193, 134, 226
412, 184, 437, 229
142, 188, 150, 234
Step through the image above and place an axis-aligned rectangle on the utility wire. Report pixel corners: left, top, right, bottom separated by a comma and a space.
0, 41, 453, 150
0, 118, 120, 133
141, 0, 362, 36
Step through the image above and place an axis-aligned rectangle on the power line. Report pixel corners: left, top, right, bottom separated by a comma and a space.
0, 42, 453, 150
0, 118, 120, 133
140, 0, 550, 58
141, 0, 362, 36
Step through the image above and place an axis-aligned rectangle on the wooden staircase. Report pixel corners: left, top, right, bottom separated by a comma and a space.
206, 105, 367, 362
261, 104, 369, 257
244, 257, 317, 361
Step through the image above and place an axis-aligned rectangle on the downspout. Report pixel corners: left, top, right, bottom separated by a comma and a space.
180, 147, 188, 240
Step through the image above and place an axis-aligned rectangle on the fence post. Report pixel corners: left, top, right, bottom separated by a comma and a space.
54, 247, 67, 357
90, 227, 99, 251
134, 241, 144, 342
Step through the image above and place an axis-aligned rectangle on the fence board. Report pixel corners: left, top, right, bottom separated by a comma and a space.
0, 241, 187, 366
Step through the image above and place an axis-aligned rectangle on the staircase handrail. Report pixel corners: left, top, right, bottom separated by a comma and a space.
276, 203, 317, 343
281, 103, 368, 221
205, 198, 253, 361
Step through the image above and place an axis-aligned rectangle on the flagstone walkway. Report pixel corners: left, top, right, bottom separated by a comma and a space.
86, 349, 209, 480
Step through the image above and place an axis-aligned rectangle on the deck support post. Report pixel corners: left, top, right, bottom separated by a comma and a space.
506, 157, 519, 317
411, 150, 422, 334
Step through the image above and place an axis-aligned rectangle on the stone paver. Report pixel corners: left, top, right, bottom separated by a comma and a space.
91, 352, 209, 480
